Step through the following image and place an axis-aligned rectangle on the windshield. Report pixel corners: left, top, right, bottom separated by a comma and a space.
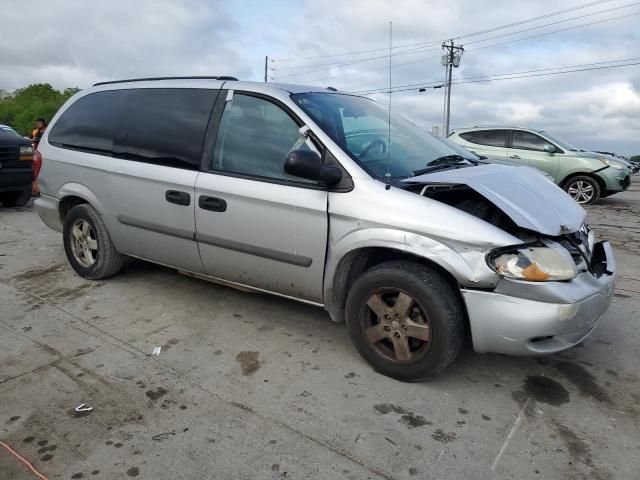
539, 131, 579, 151
292, 93, 472, 179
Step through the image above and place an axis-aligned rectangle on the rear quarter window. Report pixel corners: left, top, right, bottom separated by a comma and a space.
48, 91, 123, 154
459, 130, 507, 148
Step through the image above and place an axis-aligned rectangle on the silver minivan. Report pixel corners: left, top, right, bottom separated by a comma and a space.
35, 78, 616, 381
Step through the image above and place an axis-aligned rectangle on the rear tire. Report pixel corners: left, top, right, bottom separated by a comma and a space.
63, 204, 124, 280
345, 261, 465, 382
0, 189, 31, 207
563, 176, 600, 205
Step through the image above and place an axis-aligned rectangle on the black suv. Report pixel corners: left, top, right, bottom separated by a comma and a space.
0, 125, 33, 207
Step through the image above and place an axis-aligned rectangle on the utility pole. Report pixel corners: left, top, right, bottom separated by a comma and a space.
264, 56, 268, 82
441, 40, 464, 136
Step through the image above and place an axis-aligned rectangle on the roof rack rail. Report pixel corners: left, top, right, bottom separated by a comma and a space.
93, 76, 239, 86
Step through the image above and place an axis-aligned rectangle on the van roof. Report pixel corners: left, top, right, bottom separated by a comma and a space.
92, 76, 343, 95
93, 76, 239, 86
453, 125, 537, 132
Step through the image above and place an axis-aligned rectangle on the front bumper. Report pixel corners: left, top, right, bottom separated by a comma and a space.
462, 241, 616, 355
0, 167, 33, 192
34, 194, 62, 232
597, 167, 631, 193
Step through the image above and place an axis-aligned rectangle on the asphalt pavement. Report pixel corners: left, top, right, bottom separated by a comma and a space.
1, 183, 639, 479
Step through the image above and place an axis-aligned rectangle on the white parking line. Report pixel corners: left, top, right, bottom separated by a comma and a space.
491, 398, 531, 471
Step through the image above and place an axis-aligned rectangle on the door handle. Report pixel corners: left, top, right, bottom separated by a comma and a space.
165, 190, 191, 206
509, 155, 521, 159
199, 196, 227, 212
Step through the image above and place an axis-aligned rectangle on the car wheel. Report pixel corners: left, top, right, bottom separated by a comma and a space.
63, 204, 124, 280
0, 189, 31, 207
563, 176, 600, 205
345, 261, 464, 382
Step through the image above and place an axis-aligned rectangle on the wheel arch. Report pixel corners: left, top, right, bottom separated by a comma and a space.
57, 183, 105, 222
324, 246, 469, 327
559, 172, 605, 193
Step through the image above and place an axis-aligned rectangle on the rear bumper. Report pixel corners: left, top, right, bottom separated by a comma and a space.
34, 194, 62, 232
462, 241, 616, 355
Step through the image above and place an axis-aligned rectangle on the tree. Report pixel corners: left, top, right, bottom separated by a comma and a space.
0, 83, 79, 136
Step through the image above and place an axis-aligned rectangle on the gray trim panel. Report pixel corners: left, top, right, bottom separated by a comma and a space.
116, 215, 195, 241
116, 215, 312, 267
196, 233, 313, 267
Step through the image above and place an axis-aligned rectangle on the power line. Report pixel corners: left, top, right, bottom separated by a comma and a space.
467, 10, 640, 53
294, 9, 640, 85
272, 44, 441, 73
273, 3, 638, 82
358, 61, 640, 95
352, 57, 640, 94
272, 0, 616, 63
451, 0, 616, 41
464, 1, 640, 47
273, 46, 442, 80
273, 40, 442, 63
303, 54, 444, 84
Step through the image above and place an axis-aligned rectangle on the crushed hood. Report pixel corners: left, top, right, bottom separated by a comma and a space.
403, 163, 586, 236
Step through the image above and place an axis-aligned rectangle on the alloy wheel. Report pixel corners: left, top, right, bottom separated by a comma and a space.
70, 219, 98, 268
362, 289, 432, 364
567, 180, 595, 204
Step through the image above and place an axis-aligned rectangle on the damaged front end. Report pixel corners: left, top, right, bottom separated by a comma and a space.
403, 164, 607, 281
403, 163, 616, 355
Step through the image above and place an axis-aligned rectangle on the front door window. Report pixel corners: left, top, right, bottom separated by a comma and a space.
512, 131, 554, 152
213, 93, 318, 183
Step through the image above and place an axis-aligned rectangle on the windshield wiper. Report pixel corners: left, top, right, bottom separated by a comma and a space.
410, 155, 474, 177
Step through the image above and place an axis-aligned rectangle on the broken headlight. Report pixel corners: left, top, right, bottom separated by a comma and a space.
488, 245, 577, 281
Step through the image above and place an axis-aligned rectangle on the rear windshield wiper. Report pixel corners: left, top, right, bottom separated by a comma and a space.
410, 155, 474, 177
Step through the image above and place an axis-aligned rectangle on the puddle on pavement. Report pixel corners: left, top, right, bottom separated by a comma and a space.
516, 375, 570, 406
235, 351, 261, 375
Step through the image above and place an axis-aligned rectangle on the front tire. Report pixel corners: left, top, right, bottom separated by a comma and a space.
563, 176, 600, 205
0, 189, 31, 207
63, 204, 124, 280
345, 261, 465, 382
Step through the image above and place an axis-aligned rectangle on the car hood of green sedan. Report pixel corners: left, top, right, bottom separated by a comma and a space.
403, 163, 586, 236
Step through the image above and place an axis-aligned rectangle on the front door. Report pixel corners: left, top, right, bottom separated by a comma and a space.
508, 130, 560, 179
194, 91, 328, 302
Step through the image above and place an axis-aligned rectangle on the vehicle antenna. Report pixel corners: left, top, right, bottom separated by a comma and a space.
385, 21, 392, 191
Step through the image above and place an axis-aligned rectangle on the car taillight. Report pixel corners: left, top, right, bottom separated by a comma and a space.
33, 150, 43, 179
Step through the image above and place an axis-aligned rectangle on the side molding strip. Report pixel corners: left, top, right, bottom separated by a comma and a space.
116, 215, 312, 267
196, 233, 313, 267
116, 215, 195, 241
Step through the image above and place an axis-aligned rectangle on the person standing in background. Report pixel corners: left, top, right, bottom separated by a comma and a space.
30, 117, 46, 195
31, 117, 47, 150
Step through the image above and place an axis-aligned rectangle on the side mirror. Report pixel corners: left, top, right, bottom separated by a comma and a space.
543, 144, 556, 154
284, 149, 342, 185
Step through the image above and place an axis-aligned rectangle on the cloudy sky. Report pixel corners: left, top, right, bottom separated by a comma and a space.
2, 0, 639, 154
